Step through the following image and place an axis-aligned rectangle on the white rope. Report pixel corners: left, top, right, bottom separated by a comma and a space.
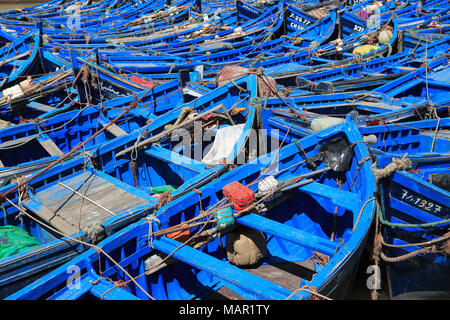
256, 175, 279, 201
130, 133, 144, 161
146, 215, 161, 249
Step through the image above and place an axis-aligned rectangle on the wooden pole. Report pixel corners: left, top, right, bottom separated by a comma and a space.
0, 101, 138, 202
115, 103, 226, 158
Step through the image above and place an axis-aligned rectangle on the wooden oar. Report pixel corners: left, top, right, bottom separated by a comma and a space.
115, 103, 226, 158
0, 50, 31, 68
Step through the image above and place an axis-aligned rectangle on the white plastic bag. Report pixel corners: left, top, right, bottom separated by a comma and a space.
202, 124, 245, 165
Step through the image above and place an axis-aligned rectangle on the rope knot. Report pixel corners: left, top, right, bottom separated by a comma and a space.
113, 279, 127, 289
249, 97, 262, 109
372, 232, 383, 264
155, 191, 173, 210
371, 154, 412, 180
255, 67, 265, 77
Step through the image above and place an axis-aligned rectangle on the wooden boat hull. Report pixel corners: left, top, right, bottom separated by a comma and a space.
365, 118, 449, 298
0, 74, 261, 298
5, 117, 376, 300
378, 169, 450, 298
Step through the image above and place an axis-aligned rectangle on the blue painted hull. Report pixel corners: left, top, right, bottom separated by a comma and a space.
6, 117, 376, 300
0, 0, 449, 301
379, 171, 450, 298
366, 118, 449, 298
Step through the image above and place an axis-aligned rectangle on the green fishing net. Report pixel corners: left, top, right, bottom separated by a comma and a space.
148, 185, 177, 194
0, 226, 41, 260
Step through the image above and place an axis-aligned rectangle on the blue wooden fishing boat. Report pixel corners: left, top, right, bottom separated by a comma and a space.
374, 56, 450, 109
18, 0, 199, 46
0, 73, 276, 298
0, 30, 41, 90
0, 103, 155, 179
0, 0, 448, 301
359, 118, 450, 159
0, 29, 15, 47
256, 89, 434, 137
69, 51, 184, 109
360, 118, 449, 299
0, 53, 182, 126
0, 0, 64, 17
121, 0, 282, 52
284, 2, 318, 34
5, 115, 376, 300
182, 10, 400, 82
0, 68, 75, 125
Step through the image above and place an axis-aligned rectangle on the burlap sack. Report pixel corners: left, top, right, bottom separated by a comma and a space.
225, 227, 267, 267
216, 65, 277, 99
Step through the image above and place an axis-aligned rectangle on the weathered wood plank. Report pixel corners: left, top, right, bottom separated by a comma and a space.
39, 139, 64, 157
26, 171, 149, 232
0, 135, 38, 149
0, 119, 13, 129
26, 101, 56, 113
104, 123, 128, 137
23, 196, 80, 235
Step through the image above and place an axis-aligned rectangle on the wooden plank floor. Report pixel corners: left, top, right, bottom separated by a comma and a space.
29, 171, 149, 233
205, 260, 316, 300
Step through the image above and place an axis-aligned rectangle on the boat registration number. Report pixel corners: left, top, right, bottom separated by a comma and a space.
391, 186, 447, 215
349, 0, 365, 5
289, 22, 305, 30
288, 13, 312, 27
353, 25, 365, 32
